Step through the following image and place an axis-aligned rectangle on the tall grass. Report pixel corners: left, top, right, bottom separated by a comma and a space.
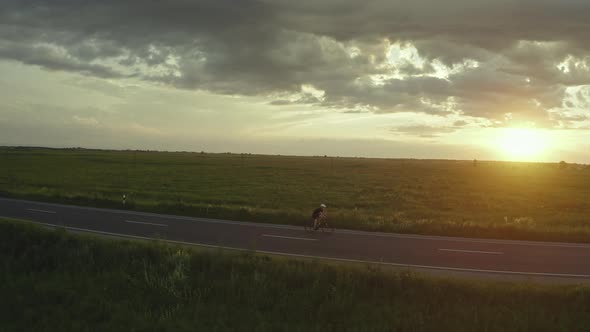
1, 218, 589, 331
1, 147, 590, 242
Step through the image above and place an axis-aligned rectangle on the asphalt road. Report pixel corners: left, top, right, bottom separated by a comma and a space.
2, 197, 590, 283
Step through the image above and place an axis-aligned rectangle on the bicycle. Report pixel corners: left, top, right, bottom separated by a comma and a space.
304, 215, 334, 233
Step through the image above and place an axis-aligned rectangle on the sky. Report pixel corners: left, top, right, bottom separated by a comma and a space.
1, 0, 589, 163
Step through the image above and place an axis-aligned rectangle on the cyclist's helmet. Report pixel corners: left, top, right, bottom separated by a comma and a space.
320, 204, 327, 208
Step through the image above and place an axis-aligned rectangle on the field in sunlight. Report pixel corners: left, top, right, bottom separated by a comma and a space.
1, 147, 590, 242
2, 218, 589, 331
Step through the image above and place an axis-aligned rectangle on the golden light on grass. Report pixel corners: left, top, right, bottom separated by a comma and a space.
496, 128, 550, 161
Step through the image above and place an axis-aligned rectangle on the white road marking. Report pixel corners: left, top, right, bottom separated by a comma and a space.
124, 220, 167, 227
262, 234, 317, 241
439, 248, 503, 255
15, 220, 590, 280
27, 208, 57, 214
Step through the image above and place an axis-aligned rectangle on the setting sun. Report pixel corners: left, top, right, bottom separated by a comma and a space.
496, 128, 550, 161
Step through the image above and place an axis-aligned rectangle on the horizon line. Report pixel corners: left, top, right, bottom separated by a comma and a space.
1, 144, 586, 166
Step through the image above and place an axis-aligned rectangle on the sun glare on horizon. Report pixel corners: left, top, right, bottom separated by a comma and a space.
496, 128, 551, 161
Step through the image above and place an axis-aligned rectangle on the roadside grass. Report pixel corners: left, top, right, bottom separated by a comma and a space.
1, 218, 589, 332
1, 147, 590, 242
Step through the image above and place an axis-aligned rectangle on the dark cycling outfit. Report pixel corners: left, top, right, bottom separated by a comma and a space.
311, 207, 326, 230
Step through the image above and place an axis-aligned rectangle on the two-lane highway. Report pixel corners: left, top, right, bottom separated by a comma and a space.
2, 197, 590, 282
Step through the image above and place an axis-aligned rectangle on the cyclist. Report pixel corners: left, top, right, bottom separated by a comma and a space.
311, 204, 327, 230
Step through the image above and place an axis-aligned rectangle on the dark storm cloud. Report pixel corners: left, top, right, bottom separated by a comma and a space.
2, 0, 590, 126
0, 41, 126, 78
279, 0, 590, 53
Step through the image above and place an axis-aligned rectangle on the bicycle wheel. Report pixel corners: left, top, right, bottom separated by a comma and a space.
320, 221, 334, 233
326, 224, 335, 233
304, 218, 315, 232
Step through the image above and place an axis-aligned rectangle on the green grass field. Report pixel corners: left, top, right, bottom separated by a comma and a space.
2, 218, 589, 332
1, 147, 590, 242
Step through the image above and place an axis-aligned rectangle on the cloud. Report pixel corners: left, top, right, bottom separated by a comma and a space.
2, 0, 590, 127
128, 123, 163, 136
0, 41, 127, 78
390, 124, 457, 138
72, 115, 100, 127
